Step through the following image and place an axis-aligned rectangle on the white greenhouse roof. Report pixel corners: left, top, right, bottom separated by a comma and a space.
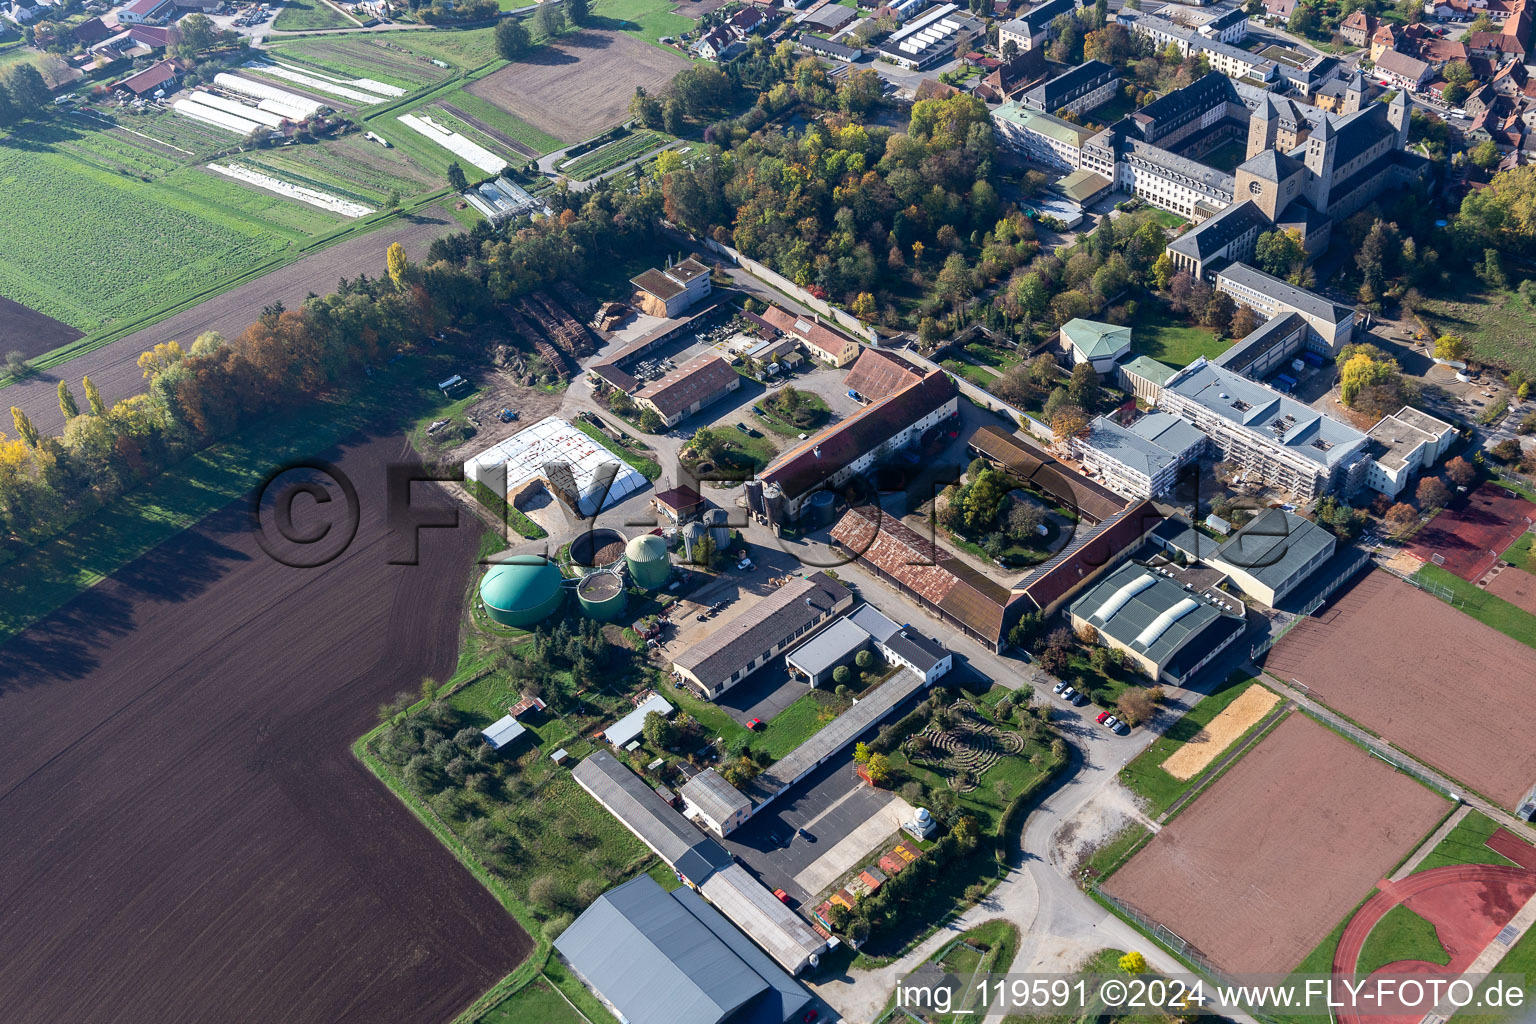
464, 416, 648, 516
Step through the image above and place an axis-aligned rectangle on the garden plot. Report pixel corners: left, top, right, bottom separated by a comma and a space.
399, 112, 509, 174
209, 163, 374, 217
248, 61, 394, 104
215, 73, 323, 119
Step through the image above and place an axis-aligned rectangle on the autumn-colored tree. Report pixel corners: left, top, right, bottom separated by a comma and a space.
11, 406, 39, 448
864, 752, 891, 783
1433, 334, 1468, 363
1229, 303, 1262, 340
1340, 352, 1399, 406
1384, 502, 1419, 538
57, 380, 79, 421
387, 242, 410, 291
1119, 951, 1149, 974
137, 341, 185, 380
1051, 403, 1089, 441
1076, 623, 1099, 645
1417, 476, 1451, 510
1445, 456, 1476, 488
1116, 687, 1158, 726
853, 741, 871, 765
83, 375, 105, 416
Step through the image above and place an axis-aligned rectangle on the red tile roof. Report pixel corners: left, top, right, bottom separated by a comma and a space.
118, 57, 176, 94
842, 347, 925, 403
1014, 500, 1165, 614
758, 305, 860, 363
654, 484, 705, 515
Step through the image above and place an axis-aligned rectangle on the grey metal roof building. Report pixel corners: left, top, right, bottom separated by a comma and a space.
679, 768, 752, 837
700, 864, 827, 975
784, 616, 871, 687
1067, 412, 1207, 499
1214, 263, 1352, 329
572, 750, 733, 886
1021, 60, 1118, 115
1068, 561, 1245, 684
1206, 507, 1337, 607
555, 874, 810, 1024
673, 572, 854, 698
1213, 312, 1309, 379
1165, 199, 1271, 279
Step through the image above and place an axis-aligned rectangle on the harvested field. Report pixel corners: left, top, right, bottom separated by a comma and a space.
1160, 685, 1280, 781
1485, 565, 1536, 616
1104, 714, 1447, 974
1265, 571, 1536, 809
0, 296, 83, 359
0, 432, 531, 1024
466, 29, 687, 143
1405, 482, 1536, 582
5, 208, 456, 437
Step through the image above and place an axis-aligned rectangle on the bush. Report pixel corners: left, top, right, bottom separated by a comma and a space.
541, 913, 574, 942
528, 874, 570, 913
832, 664, 852, 686
855, 649, 874, 670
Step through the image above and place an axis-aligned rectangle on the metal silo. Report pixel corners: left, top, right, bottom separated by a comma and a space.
576, 571, 627, 621
625, 533, 671, 590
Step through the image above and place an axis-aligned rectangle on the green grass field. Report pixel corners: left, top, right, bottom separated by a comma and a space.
592, 0, 695, 46
273, 0, 355, 31
1131, 305, 1228, 369
479, 977, 586, 1024
753, 690, 841, 760
1502, 532, 1536, 573
1420, 286, 1536, 376
1411, 810, 1524, 873
1117, 673, 1270, 818
0, 127, 336, 331
1356, 904, 1449, 975
1413, 562, 1536, 651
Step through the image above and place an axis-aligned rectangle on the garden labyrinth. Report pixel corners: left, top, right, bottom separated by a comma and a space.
908, 701, 1025, 791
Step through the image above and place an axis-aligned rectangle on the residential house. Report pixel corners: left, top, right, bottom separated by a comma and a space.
1376, 48, 1432, 91
116, 57, 178, 96
1341, 10, 1376, 46
758, 306, 862, 366
116, 0, 177, 24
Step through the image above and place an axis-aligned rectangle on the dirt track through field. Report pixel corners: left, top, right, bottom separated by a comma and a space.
467, 30, 688, 143
1265, 571, 1536, 809
0, 432, 531, 1024
1104, 714, 1447, 974
3, 209, 456, 437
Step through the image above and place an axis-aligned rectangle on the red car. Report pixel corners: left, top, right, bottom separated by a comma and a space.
1096, 711, 1111, 725
747, 717, 764, 730
773, 888, 790, 904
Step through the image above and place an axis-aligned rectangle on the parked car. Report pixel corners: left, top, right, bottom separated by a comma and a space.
1059, 685, 1077, 701
1110, 716, 1129, 734
1070, 691, 1088, 706
773, 888, 791, 904
1096, 711, 1111, 725
735, 422, 750, 433
747, 717, 764, 730
737, 558, 754, 571
797, 827, 814, 842
803, 1011, 820, 1023
1052, 680, 1067, 694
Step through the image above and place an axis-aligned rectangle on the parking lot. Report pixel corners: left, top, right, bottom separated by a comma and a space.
721, 749, 917, 906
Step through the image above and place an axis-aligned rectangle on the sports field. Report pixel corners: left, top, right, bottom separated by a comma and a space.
1405, 482, 1536, 582
467, 28, 688, 143
1484, 562, 1536, 615
1104, 713, 1447, 974
1265, 571, 1536, 809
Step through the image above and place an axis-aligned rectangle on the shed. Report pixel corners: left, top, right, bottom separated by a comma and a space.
605, 693, 675, 748
481, 714, 528, 751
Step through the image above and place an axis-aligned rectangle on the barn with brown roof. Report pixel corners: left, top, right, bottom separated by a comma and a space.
633, 353, 740, 427
116, 58, 178, 96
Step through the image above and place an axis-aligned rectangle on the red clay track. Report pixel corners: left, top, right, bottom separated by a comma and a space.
0, 433, 530, 1024
1406, 482, 1536, 582
1331, 859, 1536, 1024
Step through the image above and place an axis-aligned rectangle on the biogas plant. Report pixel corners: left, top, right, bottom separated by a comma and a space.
477, 528, 674, 629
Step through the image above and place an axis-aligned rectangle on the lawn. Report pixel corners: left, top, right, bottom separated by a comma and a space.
480, 977, 586, 1024
592, 0, 696, 47
1411, 810, 1523, 873
1129, 304, 1228, 369
1199, 138, 1250, 174
1502, 531, 1536, 573
1081, 822, 1151, 885
0, 125, 334, 331
273, 0, 355, 31
753, 388, 830, 437
1117, 672, 1268, 818
264, 32, 465, 86
1356, 904, 1449, 975
1419, 285, 1536, 376
559, 130, 669, 180
1086, 91, 1137, 127
941, 357, 998, 389
753, 690, 842, 760
1413, 562, 1536, 651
